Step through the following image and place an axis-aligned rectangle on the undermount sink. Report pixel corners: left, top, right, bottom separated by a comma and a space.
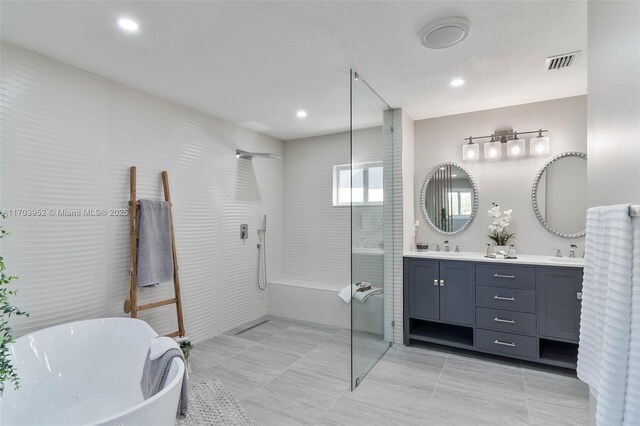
548, 257, 584, 264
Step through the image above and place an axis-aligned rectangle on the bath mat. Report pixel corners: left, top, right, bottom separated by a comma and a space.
177, 379, 256, 426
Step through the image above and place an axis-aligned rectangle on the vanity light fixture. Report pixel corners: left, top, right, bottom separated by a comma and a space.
462, 140, 480, 161
507, 134, 526, 158
483, 136, 502, 160
463, 128, 549, 161
530, 129, 550, 156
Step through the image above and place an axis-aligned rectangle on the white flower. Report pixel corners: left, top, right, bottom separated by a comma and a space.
488, 205, 513, 234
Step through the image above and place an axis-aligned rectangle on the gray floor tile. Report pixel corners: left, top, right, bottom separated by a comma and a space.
424, 386, 530, 426
242, 387, 327, 426
323, 396, 424, 426
189, 317, 590, 426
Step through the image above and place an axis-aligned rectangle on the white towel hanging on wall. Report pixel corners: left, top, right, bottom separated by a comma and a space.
577, 204, 638, 425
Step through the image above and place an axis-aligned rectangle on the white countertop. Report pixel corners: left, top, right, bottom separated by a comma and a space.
404, 251, 584, 268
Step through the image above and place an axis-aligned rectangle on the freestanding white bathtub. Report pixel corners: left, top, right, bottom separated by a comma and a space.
0, 318, 185, 426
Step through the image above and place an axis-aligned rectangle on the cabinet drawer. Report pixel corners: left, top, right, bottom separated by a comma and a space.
475, 329, 537, 359
476, 307, 537, 335
476, 264, 535, 288
476, 286, 536, 312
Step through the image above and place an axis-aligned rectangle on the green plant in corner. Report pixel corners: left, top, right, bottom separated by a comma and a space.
0, 212, 29, 393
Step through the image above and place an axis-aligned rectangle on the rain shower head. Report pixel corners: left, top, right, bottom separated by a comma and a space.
235, 149, 281, 161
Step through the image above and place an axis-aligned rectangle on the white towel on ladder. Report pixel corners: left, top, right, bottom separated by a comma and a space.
577, 204, 636, 425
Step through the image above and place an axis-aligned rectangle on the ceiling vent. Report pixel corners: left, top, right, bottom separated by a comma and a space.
419, 17, 471, 49
545, 51, 581, 70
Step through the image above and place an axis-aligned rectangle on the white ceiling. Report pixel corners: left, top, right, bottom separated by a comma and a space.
0, 1, 587, 141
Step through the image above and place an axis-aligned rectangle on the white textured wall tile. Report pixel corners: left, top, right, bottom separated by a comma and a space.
283, 131, 350, 285
1, 44, 283, 342
0, 43, 109, 124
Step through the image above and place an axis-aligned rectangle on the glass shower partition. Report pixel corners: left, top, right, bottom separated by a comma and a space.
350, 70, 394, 389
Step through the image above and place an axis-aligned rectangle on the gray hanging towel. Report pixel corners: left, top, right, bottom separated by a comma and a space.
137, 199, 174, 287
140, 344, 188, 417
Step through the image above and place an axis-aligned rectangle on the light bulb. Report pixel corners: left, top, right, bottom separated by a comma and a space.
118, 18, 139, 32
467, 151, 475, 159
536, 143, 544, 153
511, 146, 521, 155
489, 148, 497, 157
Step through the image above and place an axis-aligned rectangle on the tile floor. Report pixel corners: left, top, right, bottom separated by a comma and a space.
188, 316, 589, 425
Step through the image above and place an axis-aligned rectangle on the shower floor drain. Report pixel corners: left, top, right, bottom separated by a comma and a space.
234, 320, 269, 335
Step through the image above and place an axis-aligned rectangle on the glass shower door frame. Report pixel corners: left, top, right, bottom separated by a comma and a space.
350, 69, 394, 390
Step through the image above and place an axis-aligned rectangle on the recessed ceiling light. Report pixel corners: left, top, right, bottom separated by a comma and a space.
118, 18, 139, 33
450, 79, 465, 87
296, 110, 307, 118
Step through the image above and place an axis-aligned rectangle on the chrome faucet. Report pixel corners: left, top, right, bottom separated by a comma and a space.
554, 248, 562, 258
455, 245, 460, 253
436, 244, 440, 252
444, 241, 450, 252
569, 244, 577, 258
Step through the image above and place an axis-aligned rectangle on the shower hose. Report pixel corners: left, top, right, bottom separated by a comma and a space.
257, 231, 267, 291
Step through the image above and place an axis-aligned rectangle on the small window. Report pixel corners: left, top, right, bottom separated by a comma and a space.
447, 191, 473, 216
333, 163, 383, 206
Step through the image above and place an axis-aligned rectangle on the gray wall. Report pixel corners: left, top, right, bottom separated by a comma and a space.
587, 0, 640, 207
413, 96, 587, 255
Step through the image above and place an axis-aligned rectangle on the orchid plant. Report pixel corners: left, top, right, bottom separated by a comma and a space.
488, 203, 515, 246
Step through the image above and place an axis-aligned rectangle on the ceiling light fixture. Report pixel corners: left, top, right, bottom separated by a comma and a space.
118, 18, 139, 32
450, 79, 465, 87
419, 17, 471, 49
296, 110, 307, 118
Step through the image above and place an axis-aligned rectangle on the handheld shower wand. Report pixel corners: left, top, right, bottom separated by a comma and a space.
257, 215, 268, 291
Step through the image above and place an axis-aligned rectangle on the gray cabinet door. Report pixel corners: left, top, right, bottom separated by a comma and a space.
439, 261, 475, 325
537, 267, 583, 342
407, 259, 440, 321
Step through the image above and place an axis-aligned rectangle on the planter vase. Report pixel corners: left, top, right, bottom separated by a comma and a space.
494, 245, 509, 254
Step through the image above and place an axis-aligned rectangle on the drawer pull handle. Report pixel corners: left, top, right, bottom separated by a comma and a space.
494, 317, 516, 324
494, 295, 516, 301
434, 279, 439, 286
494, 274, 516, 279
494, 340, 516, 347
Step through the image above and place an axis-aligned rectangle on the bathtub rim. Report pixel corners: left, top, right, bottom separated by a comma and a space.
6, 317, 185, 426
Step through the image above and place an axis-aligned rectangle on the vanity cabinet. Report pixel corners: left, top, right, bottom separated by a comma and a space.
439, 262, 475, 325
404, 256, 583, 368
405, 259, 474, 325
406, 259, 440, 321
537, 267, 583, 342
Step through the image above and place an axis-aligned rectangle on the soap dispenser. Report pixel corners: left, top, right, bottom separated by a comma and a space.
485, 244, 494, 257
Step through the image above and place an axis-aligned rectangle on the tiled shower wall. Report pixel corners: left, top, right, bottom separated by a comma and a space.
0, 43, 284, 342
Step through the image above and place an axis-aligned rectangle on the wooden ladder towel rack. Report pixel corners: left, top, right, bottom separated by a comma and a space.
123, 166, 185, 338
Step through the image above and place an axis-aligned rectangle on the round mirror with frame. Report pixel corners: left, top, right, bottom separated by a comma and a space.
421, 162, 478, 235
531, 151, 587, 239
